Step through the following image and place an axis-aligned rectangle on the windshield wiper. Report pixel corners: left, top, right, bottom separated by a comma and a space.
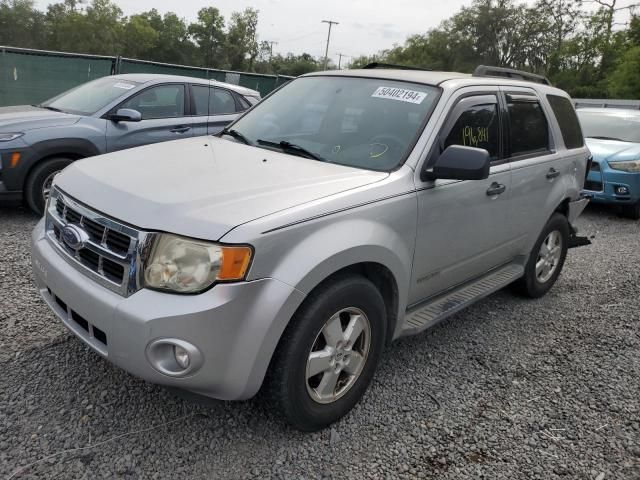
587, 135, 626, 142
220, 128, 252, 145
256, 139, 324, 161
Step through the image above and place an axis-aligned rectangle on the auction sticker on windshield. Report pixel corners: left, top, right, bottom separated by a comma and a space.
372, 87, 428, 104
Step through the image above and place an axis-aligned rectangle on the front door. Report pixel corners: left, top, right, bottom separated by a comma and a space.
409, 89, 517, 305
106, 83, 192, 152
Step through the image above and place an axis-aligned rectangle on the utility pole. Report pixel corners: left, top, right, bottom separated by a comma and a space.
321, 20, 339, 70
267, 41, 278, 59
337, 53, 349, 69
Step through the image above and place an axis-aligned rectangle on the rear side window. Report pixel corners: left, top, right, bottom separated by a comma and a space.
507, 98, 549, 156
546, 94, 584, 149
210, 88, 237, 115
192, 85, 210, 116
444, 103, 500, 160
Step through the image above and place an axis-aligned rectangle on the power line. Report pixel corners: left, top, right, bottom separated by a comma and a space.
321, 19, 339, 70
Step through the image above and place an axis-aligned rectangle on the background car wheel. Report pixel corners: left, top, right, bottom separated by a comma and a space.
24, 158, 73, 215
514, 212, 569, 298
620, 200, 640, 220
265, 274, 387, 431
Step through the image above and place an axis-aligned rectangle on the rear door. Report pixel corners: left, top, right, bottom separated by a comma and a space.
105, 83, 193, 152
410, 88, 516, 304
189, 85, 250, 136
500, 87, 568, 254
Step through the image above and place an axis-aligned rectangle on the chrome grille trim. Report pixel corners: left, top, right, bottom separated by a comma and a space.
45, 187, 156, 297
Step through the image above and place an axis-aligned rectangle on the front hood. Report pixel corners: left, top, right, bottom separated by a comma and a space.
55, 136, 388, 240
0, 105, 81, 132
586, 138, 640, 162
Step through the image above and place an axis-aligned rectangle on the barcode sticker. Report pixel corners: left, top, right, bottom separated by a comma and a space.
372, 86, 428, 104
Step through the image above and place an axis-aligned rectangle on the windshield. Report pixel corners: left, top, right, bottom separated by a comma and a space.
41, 77, 141, 115
577, 110, 640, 143
226, 76, 440, 171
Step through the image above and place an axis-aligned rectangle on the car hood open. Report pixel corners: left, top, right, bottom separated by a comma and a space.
55, 136, 388, 240
586, 138, 640, 162
0, 105, 81, 131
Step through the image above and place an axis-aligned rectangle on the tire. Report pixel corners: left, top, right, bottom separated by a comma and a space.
24, 158, 73, 215
514, 212, 569, 298
265, 274, 387, 431
620, 200, 640, 220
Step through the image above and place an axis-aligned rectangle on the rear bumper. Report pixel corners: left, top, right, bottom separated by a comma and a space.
31, 218, 306, 400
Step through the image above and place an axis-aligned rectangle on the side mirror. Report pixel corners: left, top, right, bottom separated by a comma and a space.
109, 108, 142, 122
423, 145, 490, 181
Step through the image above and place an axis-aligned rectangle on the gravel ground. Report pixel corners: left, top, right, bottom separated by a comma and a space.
0, 204, 638, 479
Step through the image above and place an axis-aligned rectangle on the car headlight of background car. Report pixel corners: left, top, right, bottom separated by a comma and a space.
0, 132, 24, 142
609, 159, 640, 173
143, 233, 253, 293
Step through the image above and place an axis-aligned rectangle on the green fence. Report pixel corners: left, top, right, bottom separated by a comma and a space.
0, 46, 292, 107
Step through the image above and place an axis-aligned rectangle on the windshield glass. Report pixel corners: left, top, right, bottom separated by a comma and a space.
577, 110, 640, 143
227, 76, 440, 171
41, 77, 141, 115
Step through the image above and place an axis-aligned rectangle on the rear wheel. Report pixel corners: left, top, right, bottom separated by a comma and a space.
514, 213, 569, 298
265, 274, 387, 431
24, 157, 73, 215
620, 200, 640, 220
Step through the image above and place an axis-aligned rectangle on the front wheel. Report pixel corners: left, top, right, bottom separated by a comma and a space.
514, 213, 569, 298
24, 158, 73, 215
265, 275, 387, 431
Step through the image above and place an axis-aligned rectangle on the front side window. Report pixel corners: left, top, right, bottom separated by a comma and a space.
226, 76, 440, 171
577, 110, 640, 143
42, 77, 141, 115
444, 102, 500, 160
120, 84, 185, 119
507, 99, 549, 156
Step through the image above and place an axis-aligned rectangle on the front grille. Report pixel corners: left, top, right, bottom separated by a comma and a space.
46, 188, 147, 297
48, 287, 108, 349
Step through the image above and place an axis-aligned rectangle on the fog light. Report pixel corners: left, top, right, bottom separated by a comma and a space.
615, 186, 630, 195
174, 345, 190, 369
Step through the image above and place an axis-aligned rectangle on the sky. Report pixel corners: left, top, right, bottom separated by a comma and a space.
33, 0, 473, 66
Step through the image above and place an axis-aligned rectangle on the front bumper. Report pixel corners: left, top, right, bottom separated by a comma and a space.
0, 180, 22, 205
583, 163, 640, 204
31, 219, 305, 400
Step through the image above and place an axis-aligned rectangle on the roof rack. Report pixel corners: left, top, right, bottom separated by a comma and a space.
472, 65, 551, 85
362, 62, 431, 71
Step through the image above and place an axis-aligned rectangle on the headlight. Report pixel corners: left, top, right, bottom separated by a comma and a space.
609, 159, 640, 173
143, 234, 252, 293
0, 133, 24, 142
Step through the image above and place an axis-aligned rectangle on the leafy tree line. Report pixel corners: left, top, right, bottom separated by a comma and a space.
350, 0, 640, 99
0, 0, 323, 75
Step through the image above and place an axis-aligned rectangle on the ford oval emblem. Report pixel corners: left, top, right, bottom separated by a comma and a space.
61, 224, 89, 250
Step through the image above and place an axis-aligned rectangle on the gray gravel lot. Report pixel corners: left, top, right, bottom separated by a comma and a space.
0, 204, 639, 479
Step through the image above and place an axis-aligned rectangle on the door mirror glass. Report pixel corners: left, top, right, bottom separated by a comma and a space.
424, 144, 490, 181
109, 108, 142, 122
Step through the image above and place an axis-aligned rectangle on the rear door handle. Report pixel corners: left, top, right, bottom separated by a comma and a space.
486, 182, 506, 196
170, 126, 191, 133
546, 168, 560, 179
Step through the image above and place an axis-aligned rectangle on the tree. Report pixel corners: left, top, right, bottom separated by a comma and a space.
188, 6, 226, 68
122, 14, 158, 58
225, 8, 259, 71
0, 0, 47, 48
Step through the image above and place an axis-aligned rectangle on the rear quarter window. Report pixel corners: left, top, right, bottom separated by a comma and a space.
546, 94, 584, 149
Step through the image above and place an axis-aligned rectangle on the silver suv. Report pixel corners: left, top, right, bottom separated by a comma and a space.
30, 65, 590, 431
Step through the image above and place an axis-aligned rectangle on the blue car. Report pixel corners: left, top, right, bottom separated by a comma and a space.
578, 108, 640, 219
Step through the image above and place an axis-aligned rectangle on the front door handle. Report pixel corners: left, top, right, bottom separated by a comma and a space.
486, 182, 506, 196
170, 126, 191, 134
546, 167, 560, 179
